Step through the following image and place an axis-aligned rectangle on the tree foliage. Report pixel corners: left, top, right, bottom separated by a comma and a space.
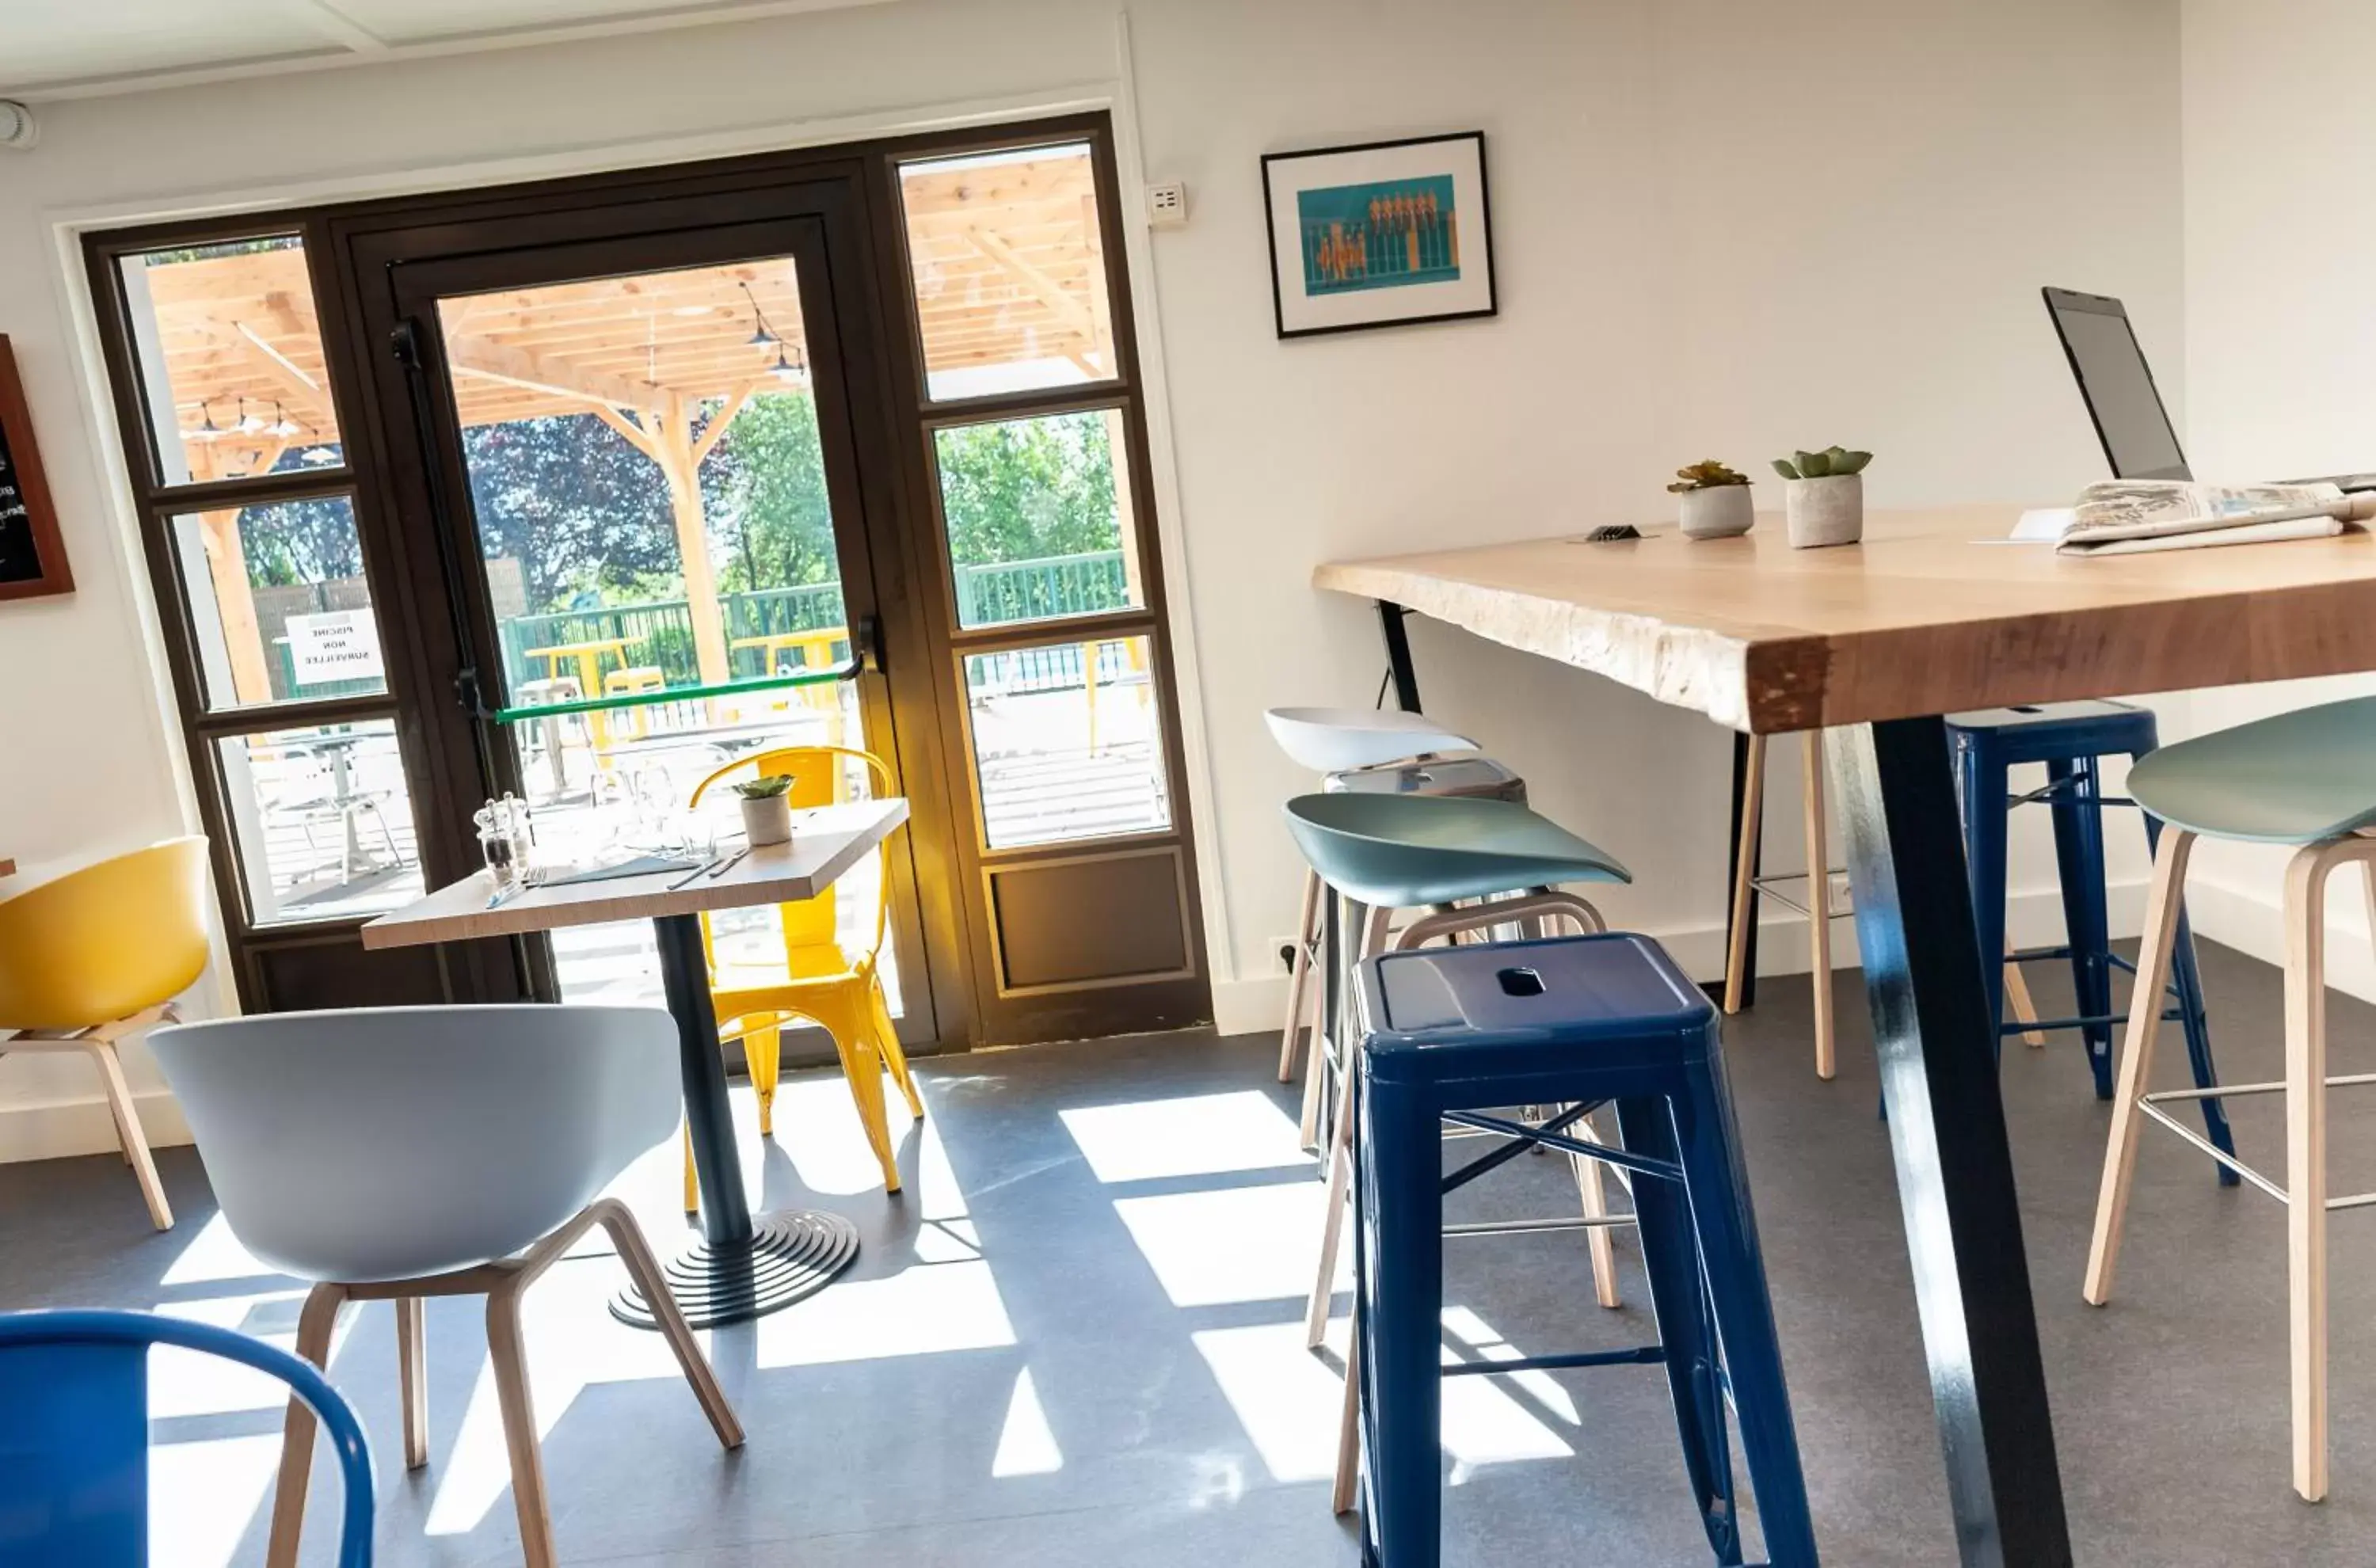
933, 409, 1119, 565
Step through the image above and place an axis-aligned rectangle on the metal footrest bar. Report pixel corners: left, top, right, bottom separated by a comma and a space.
1997, 1007, 2185, 1037
1441, 1345, 1666, 1376
2138, 1075, 2376, 1209
1747, 866, 1850, 923
1445, 1215, 1635, 1238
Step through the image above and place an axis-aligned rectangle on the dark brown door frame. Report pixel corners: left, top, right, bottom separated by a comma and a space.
82, 109, 1209, 1049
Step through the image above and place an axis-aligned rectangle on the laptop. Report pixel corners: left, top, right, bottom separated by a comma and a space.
2042, 285, 2376, 490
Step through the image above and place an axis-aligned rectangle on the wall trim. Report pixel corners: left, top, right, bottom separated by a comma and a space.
1, 1088, 192, 1165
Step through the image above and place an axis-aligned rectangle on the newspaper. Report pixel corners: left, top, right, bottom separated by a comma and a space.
2058, 480, 2376, 555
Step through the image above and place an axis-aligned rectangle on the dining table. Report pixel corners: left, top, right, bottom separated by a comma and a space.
1316, 504, 2376, 1568
361, 796, 908, 1330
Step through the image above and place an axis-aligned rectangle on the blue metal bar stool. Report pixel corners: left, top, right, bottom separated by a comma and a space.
1354, 933, 1817, 1566
1947, 700, 2236, 1178
0, 1308, 375, 1567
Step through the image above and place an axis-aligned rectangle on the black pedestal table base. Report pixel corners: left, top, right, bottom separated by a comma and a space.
610, 1209, 860, 1329
618, 910, 860, 1331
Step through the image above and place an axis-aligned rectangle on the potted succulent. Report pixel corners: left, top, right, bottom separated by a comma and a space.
733, 774, 796, 847
1771, 447, 1872, 548
1667, 459, 1755, 539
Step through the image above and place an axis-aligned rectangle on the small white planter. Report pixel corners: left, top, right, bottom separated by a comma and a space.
739, 794, 793, 847
1784, 474, 1863, 549
1678, 485, 1755, 540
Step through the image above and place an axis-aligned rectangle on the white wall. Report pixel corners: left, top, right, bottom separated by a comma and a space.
2176, 0, 2376, 996
0, 0, 2184, 1155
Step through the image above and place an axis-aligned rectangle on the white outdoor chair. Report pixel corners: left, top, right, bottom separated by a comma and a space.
150, 1004, 741, 1568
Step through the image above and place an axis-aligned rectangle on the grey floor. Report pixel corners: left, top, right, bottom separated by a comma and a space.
8, 941, 2376, 1565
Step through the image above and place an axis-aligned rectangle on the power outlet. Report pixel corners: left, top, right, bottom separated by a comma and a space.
1272, 935, 1304, 974
1145, 179, 1189, 229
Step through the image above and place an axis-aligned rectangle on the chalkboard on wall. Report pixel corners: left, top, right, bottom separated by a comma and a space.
0, 334, 73, 603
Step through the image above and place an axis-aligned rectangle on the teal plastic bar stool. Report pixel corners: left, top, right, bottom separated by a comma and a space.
1282, 790, 1634, 1513
2083, 695, 2376, 1503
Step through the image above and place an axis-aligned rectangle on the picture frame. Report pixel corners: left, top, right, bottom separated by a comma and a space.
0, 335, 73, 603
1260, 131, 1497, 340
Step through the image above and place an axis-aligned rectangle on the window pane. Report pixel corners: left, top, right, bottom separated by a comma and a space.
215, 720, 422, 925
169, 496, 383, 710
935, 409, 1142, 630
965, 635, 1168, 848
900, 143, 1118, 400
117, 235, 345, 488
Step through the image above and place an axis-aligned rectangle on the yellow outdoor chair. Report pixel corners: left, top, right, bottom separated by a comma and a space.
0, 837, 212, 1229
682, 745, 922, 1201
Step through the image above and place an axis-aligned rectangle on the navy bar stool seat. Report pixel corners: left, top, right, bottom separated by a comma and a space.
1946, 700, 2236, 1178
1353, 933, 1817, 1567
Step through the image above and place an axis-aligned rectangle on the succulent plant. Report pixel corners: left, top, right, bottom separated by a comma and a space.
1772, 447, 1872, 481
733, 774, 795, 800
1666, 459, 1750, 493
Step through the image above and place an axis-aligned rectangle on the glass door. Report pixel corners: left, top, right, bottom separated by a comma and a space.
368, 215, 939, 1045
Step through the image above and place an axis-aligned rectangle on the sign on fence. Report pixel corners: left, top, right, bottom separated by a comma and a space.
286, 608, 385, 686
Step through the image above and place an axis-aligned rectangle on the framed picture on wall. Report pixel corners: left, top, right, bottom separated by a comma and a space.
0, 336, 74, 603
1260, 131, 1496, 339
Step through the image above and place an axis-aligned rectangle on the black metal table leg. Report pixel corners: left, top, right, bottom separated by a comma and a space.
611, 911, 859, 1330
1376, 600, 1422, 713
1831, 717, 2072, 1567
1724, 730, 1761, 1007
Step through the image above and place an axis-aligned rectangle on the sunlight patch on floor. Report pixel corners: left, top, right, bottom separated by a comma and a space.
755, 1257, 1016, 1370
1112, 1181, 1347, 1307
149, 1433, 284, 1568
1441, 1304, 1581, 1426
991, 1366, 1064, 1478
148, 1291, 348, 1420
1190, 1319, 1349, 1484
158, 1212, 276, 1288
1059, 1090, 1309, 1184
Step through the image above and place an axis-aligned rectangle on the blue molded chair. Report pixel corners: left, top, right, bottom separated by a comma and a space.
1946, 701, 2237, 1180
2085, 695, 2376, 1503
0, 1308, 373, 1567
1353, 934, 1817, 1566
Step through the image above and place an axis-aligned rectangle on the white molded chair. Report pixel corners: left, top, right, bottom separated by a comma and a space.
150, 1004, 741, 1568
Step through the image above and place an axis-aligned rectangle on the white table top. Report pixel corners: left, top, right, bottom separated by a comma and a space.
361, 797, 907, 949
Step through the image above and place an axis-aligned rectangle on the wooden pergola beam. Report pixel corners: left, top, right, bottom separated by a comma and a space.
444, 333, 660, 417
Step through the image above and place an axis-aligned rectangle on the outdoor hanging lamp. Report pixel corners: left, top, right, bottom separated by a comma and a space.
740, 281, 777, 349
183, 402, 223, 443
267, 401, 301, 438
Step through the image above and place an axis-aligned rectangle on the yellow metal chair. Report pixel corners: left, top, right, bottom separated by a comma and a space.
0, 838, 212, 1229
682, 745, 922, 1201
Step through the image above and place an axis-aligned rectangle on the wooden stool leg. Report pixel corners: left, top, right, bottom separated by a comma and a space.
266, 1283, 346, 1568
397, 1296, 428, 1471
1308, 904, 1388, 1349
1571, 1109, 1623, 1309
485, 1281, 559, 1568
86, 1039, 171, 1229
1723, 735, 1768, 1014
2085, 828, 2194, 1306
1801, 729, 1836, 1080
1331, 1329, 1361, 1516
1279, 868, 1323, 1083
2004, 957, 2047, 1047
2286, 842, 2335, 1503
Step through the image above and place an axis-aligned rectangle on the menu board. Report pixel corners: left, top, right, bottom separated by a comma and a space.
0, 335, 73, 603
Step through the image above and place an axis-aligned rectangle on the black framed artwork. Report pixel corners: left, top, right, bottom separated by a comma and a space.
0, 336, 73, 603
1260, 131, 1496, 339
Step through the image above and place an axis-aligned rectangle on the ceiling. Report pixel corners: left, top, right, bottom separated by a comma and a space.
0, 0, 892, 101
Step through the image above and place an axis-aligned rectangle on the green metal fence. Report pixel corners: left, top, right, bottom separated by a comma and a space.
493, 550, 1128, 695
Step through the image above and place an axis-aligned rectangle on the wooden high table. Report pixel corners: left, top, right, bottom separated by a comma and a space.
1317, 507, 2376, 1567
364, 797, 908, 1330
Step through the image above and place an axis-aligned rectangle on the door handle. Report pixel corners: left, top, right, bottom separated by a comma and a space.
846, 613, 885, 678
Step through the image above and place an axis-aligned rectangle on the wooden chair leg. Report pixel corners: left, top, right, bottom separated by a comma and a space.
2085, 828, 2194, 1307
593, 1199, 744, 1449
2286, 841, 2335, 1503
485, 1280, 559, 1568
265, 1283, 347, 1568
1279, 868, 1323, 1083
1298, 890, 1341, 1151
398, 1296, 428, 1471
1571, 1109, 1622, 1309
2004, 957, 2047, 1047
1723, 735, 1768, 1014
1801, 729, 1835, 1080
1331, 1328, 1361, 1516
84, 1040, 171, 1230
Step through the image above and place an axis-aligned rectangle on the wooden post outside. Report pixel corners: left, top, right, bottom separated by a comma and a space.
654, 398, 730, 687
199, 508, 275, 704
